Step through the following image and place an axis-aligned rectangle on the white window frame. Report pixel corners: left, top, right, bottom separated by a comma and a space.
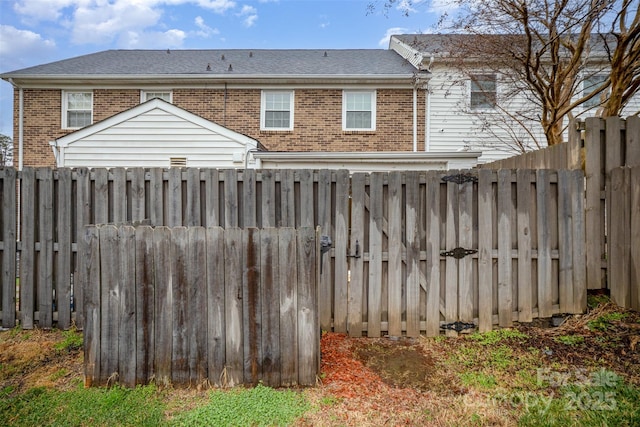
141, 90, 173, 103
260, 90, 294, 131
582, 75, 608, 109
62, 90, 93, 129
469, 74, 497, 111
342, 90, 376, 131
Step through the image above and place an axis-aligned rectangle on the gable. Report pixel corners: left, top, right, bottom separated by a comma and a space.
52, 98, 261, 168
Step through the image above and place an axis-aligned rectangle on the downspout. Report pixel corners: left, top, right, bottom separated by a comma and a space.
425, 83, 431, 152
412, 87, 418, 152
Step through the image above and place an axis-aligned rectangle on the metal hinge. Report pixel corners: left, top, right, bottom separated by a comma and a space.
441, 321, 476, 332
442, 173, 477, 185
440, 247, 477, 259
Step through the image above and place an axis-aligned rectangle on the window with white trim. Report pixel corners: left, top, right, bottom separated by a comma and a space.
343, 90, 376, 131
470, 74, 496, 110
583, 75, 607, 109
141, 90, 173, 103
261, 90, 294, 130
62, 91, 93, 129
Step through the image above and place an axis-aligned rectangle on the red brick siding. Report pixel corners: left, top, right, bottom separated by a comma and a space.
14, 87, 425, 167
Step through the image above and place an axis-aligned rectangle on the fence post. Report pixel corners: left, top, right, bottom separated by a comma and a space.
1, 168, 17, 328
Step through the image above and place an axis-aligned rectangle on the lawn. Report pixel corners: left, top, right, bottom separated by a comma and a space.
1, 297, 639, 426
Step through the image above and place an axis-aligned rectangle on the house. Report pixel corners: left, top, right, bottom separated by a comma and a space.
1, 48, 482, 171
389, 34, 640, 158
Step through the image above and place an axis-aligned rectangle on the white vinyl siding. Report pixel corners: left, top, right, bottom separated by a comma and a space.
141, 90, 172, 103
470, 74, 497, 110
343, 90, 376, 131
62, 91, 92, 129
261, 91, 294, 130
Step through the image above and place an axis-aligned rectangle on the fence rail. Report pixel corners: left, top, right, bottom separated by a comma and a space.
81, 225, 319, 388
1, 166, 587, 337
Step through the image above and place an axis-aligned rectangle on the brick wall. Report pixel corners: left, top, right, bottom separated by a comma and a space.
14, 87, 425, 167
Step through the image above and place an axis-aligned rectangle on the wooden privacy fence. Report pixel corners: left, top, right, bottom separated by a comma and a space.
1, 166, 587, 337
481, 116, 640, 292
81, 225, 319, 388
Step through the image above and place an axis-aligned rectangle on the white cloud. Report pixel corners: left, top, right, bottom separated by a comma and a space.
237, 5, 258, 27
13, 0, 76, 23
194, 0, 236, 13
379, 27, 408, 47
118, 29, 187, 48
0, 25, 56, 70
318, 14, 330, 29
194, 16, 219, 38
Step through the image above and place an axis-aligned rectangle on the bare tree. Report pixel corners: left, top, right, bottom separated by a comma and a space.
0, 134, 12, 166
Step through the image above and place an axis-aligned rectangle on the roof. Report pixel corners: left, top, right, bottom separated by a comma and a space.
1, 49, 416, 80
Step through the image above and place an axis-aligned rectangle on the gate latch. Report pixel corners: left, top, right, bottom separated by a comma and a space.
441, 321, 476, 332
440, 247, 477, 259
348, 240, 361, 259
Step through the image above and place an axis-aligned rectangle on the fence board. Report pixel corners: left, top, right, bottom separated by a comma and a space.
299, 170, 314, 228
333, 170, 349, 333
224, 170, 238, 228
571, 170, 587, 313
153, 227, 172, 386
186, 168, 201, 226
82, 226, 100, 387
130, 168, 146, 222
388, 172, 403, 337
297, 227, 317, 385
19, 168, 34, 328
243, 170, 257, 227
261, 228, 280, 386
367, 172, 383, 337
317, 169, 332, 331
261, 170, 276, 227
149, 168, 164, 226
135, 226, 155, 384
584, 117, 604, 289
206, 227, 225, 386
444, 178, 458, 336
1, 168, 16, 328
536, 170, 553, 318
37, 168, 54, 328
477, 169, 493, 332
405, 172, 421, 337
99, 225, 120, 382
243, 227, 262, 385
94, 168, 109, 224
171, 227, 189, 384
631, 167, 640, 311
56, 168, 72, 329
516, 169, 532, 322
280, 170, 295, 227
188, 227, 207, 384
75, 167, 91, 328
224, 228, 244, 386
113, 168, 127, 223
497, 170, 513, 327
168, 169, 182, 227
204, 169, 220, 227
627, 117, 640, 167
118, 226, 136, 387
458, 179, 473, 323
348, 173, 365, 337
609, 168, 630, 308
557, 170, 574, 314
279, 228, 298, 386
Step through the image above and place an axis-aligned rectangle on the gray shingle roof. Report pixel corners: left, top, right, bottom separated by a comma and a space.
2, 49, 416, 77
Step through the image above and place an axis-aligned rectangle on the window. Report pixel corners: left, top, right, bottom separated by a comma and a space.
62, 91, 92, 129
343, 90, 376, 131
261, 91, 294, 130
141, 90, 172, 103
583, 75, 607, 109
470, 74, 496, 110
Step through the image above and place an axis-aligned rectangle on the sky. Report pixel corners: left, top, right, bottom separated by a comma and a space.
0, 0, 448, 139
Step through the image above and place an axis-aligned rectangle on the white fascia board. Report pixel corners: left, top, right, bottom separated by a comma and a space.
254, 151, 481, 162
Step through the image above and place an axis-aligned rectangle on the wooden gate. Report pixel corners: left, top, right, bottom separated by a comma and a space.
328, 169, 586, 338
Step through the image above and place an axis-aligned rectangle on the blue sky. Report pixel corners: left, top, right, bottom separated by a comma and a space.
0, 0, 448, 138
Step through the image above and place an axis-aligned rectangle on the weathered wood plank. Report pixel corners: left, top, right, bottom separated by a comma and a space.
557, 170, 575, 314
516, 169, 532, 323
135, 226, 155, 385
261, 170, 276, 227
153, 227, 173, 386
243, 228, 262, 385
130, 168, 146, 222
82, 226, 100, 387
188, 227, 208, 384
118, 226, 136, 387
367, 172, 383, 337
94, 168, 109, 224
171, 227, 189, 384
299, 169, 314, 227
279, 169, 295, 227
536, 170, 553, 318
37, 168, 54, 328
224, 227, 244, 386
204, 169, 220, 227
630, 167, 640, 311
609, 167, 630, 308
224, 170, 239, 228
74, 167, 91, 329
348, 173, 365, 337
626, 116, 640, 167
243, 169, 257, 227
297, 227, 317, 386
20, 168, 35, 329
387, 171, 403, 337
112, 168, 127, 223
406, 171, 421, 337
458, 178, 473, 323
317, 169, 333, 332
206, 227, 226, 387
567, 119, 582, 169
571, 170, 587, 313
444, 176, 458, 336
333, 170, 350, 333
477, 169, 493, 332
185, 168, 201, 226
261, 228, 280, 387
584, 117, 604, 289
99, 225, 120, 383
168, 168, 183, 227
425, 171, 442, 336
279, 228, 298, 386
497, 170, 513, 327
1, 168, 16, 328
149, 168, 164, 226
56, 168, 73, 329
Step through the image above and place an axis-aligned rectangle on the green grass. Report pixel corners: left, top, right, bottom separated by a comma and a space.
468, 328, 529, 345
54, 328, 83, 352
0, 384, 165, 427
554, 335, 585, 346
170, 383, 309, 427
587, 312, 628, 332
